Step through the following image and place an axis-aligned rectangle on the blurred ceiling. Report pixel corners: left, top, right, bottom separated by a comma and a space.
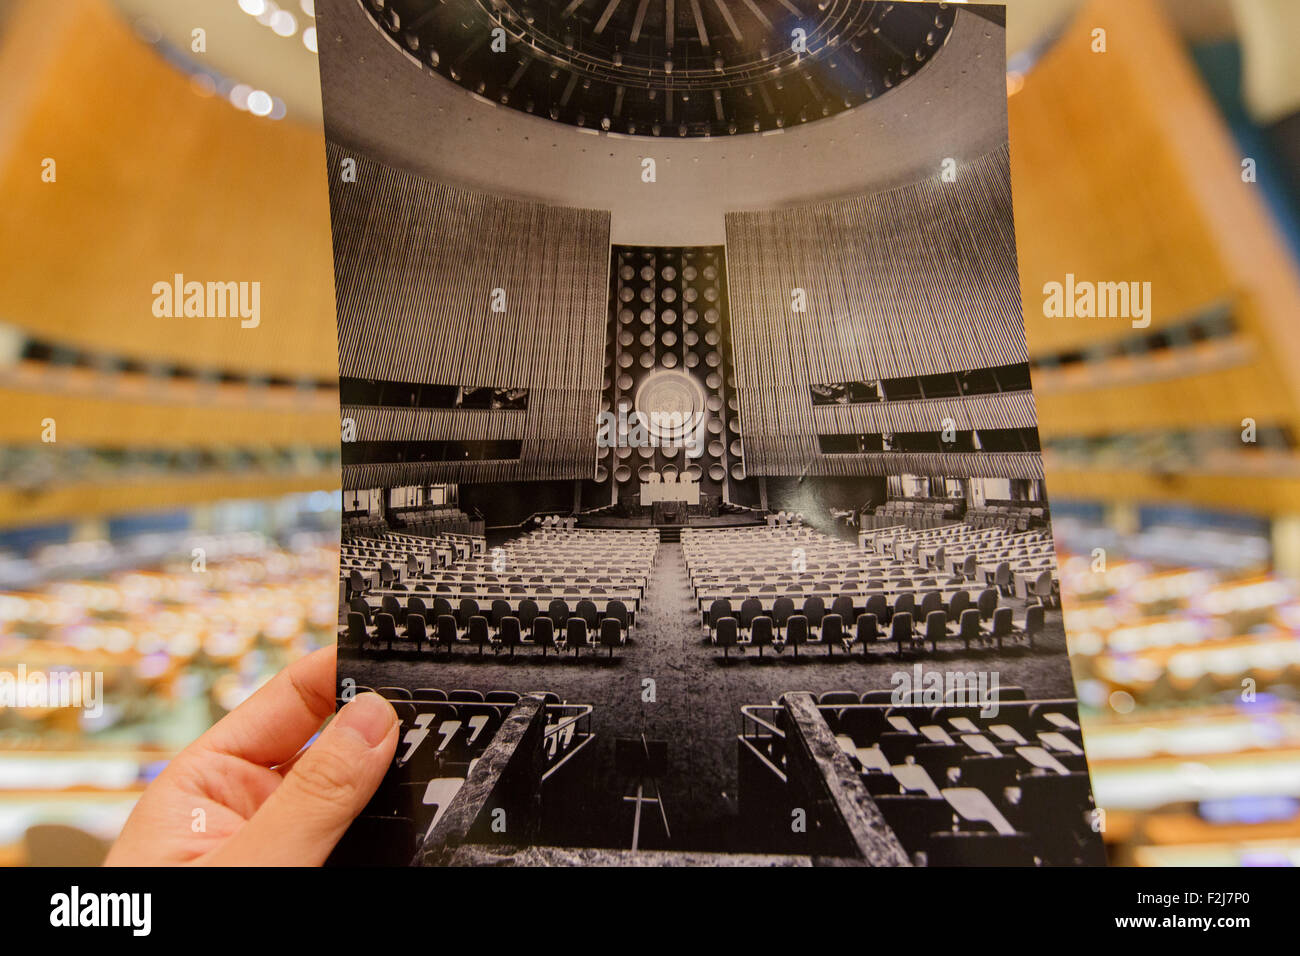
109, 0, 325, 121
97, 0, 1299, 128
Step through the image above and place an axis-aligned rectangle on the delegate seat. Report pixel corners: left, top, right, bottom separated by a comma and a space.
923, 610, 948, 653
566, 617, 589, 657
855, 613, 880, 653
533, 616, 557, 656
599, 618, 624, 657
341, 611, 369, 651
498, 616, 522, 656
373, 612, 399, 652
715, 616, 739, 658
785, 614, 809, 657
708, 598, 733, 636
403, 613, 427, 652
467, 615, 490, 653
436, 614, 458, 654
821, 613, 846, 655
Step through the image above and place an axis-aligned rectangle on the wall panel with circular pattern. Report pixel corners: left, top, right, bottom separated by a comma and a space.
598, 245, 746, 510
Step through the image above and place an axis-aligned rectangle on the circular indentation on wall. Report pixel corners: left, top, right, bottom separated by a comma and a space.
709, 463, 726, 481
619, 308, 634, 325
639, 329, 655, 347
705, 372, 722, 389
661, 266, 677, 282
705, 351, 721, 367
683, 266, 698, 282
703, 265, 718, 281
731, 462, 746, 480
662, 352, 679, 368
707, 418, 723, 435
705, 308, 720, 324
618, 351, 634, 368
683, 329, 699, 347
661, 330, 678, 346
638, 351, 655, 368
685, 463, 703, 481
638, 464, 655, 481
706, 395, 723, 412
730, 440, 743, 457
661, 442, 679, 458
661, 287, 677, 304
595, 465, 608, 482
704, 329, 720, 346
618, 329, 634, 347
707, 439, 724, 458
639, 287, 655, 304
640, 309, 656, 325
619, 287, 634, 303
660, 309, 677, 325
614, 464, 632, 482
684, 352, 700, 368
616, 444, 632, 459
600, 397, 611, 412
662, 464, 679, 481
640, 265, 655, 282
727, 418, 740, 433
727, 395, 739, 411
703, 286, 719, 302
619, 265, 635, 281
684, 309, 699, 325
683, 287, 698, 303
637, 443, 654, 459
617, 373, 633, 390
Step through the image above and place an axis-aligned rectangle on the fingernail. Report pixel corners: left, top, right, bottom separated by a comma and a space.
336, 692, 395, 747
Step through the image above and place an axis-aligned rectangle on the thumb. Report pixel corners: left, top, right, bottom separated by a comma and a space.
210, 692, 399, 866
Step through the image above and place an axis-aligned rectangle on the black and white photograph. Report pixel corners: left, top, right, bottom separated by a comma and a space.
321, 0, 1103, 866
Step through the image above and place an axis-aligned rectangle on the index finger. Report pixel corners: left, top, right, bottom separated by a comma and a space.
192, 644, 341, 768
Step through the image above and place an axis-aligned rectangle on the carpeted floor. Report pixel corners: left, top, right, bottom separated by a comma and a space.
341, 542, 1080, 852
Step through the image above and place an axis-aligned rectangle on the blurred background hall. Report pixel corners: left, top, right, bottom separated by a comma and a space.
0, 0, 1299, 865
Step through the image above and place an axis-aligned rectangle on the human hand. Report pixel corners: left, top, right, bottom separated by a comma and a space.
106, 646, 398, 865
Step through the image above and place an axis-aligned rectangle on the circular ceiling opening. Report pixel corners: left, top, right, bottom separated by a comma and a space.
361, 0, 956, 137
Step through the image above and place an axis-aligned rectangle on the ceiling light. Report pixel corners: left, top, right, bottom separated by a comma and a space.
238, 0, 267, 16
270, 10, 298, 36
303, 26, 318, 52
247, 90, 274, 115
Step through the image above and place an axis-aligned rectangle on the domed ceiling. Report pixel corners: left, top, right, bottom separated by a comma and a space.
360, 0, 960, 136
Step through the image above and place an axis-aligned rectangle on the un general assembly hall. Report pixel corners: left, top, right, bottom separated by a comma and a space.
0, 0, 1298, 871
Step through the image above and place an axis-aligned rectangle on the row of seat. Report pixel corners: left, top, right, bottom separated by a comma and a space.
712, 605, 1043, 657
342, 609, 629, 658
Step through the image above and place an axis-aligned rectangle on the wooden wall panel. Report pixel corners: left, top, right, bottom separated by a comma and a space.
0, 0, 337, 379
